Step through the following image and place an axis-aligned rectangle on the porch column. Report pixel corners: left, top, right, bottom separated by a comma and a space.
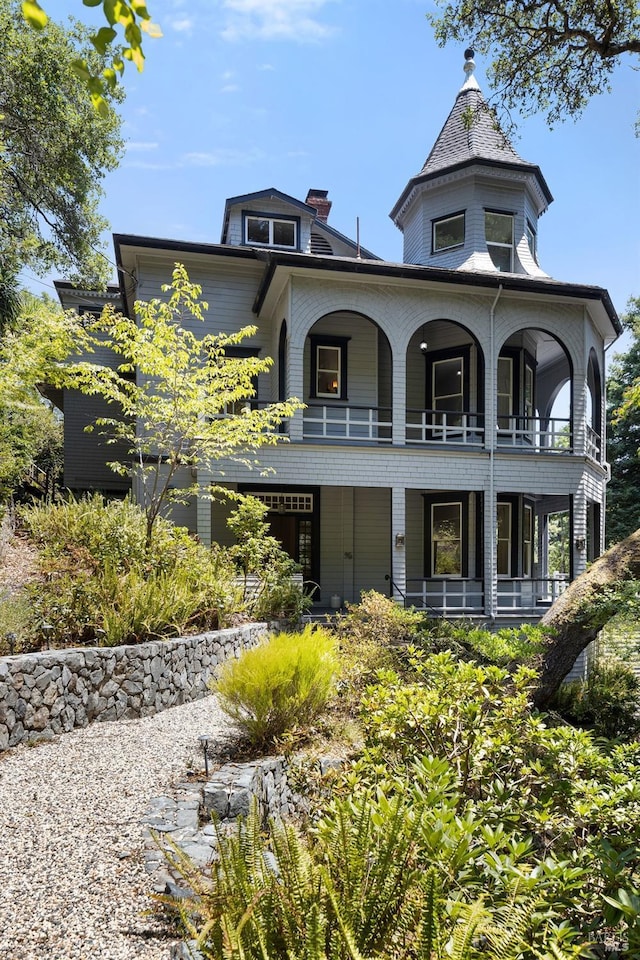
288, 340, 304, 443
391, 350, 406, 446
572, 482, 589, 578
391, 486, 407, 602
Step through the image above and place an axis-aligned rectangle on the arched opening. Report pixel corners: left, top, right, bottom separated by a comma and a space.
498, 328, 573, 452
405, 319, 485, 446
303, 310, 392, 443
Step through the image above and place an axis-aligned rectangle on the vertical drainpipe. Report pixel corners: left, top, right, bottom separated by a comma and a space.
488, 284, 503, 621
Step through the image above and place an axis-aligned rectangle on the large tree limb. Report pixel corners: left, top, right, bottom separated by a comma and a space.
533, 527, 640, 707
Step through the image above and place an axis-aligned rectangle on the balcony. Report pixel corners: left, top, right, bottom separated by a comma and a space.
496, 415, 571, 452
406, 409, 485, 446
303, 403, 392, 443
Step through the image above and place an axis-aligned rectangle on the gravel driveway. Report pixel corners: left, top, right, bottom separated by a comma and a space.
0, 695, 236, 960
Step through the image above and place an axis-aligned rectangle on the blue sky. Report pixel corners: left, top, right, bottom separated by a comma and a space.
33, 0, 639, 346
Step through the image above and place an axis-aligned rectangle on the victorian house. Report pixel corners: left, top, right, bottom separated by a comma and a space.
57, 51, 620, 625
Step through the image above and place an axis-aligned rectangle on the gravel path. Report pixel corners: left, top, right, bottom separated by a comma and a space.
0, 695, 237, 960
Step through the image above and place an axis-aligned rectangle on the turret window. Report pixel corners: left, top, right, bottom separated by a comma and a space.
432, 212, 465, 253
526, 220, 537, 263
485, 211, 514, 271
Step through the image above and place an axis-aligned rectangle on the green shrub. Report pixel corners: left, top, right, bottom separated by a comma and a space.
333, 590, 425, 688
19, 494, 239, 646
551, 661, 640, 740
214, 625, 338, 745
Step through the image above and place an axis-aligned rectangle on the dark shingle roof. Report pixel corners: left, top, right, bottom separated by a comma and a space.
421, 86, 525, 176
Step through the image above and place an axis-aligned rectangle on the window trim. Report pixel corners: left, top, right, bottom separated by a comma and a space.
523, 502, 534, 577
425, 345, 471, 414
432, 211, 465, 254
242, 210, 300, 250
309, 335, 350, 401
485, 209, 514, 272
423, 493, 470, 578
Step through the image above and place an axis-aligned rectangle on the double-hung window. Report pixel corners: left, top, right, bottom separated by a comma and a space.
309, 336, 349, 400
485, 210, 514, 271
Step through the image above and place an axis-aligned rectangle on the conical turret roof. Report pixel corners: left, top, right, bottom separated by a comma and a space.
390, 51, 552, 224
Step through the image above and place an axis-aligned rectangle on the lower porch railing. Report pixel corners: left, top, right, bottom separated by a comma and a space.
496, 576, 569, 612
403, 576, 569, 616
405, 579, 484, 615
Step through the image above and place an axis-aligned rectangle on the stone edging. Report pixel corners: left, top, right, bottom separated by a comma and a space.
0, 624, 266, 751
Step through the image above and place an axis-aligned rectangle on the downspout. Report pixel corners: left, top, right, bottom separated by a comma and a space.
488, 284, 503, 621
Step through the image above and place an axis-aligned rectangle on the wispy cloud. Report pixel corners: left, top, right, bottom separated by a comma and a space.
171, 17, 194, 33
182, 146, 265, 167
220, 0, 336, 42
126, 141, 160, 152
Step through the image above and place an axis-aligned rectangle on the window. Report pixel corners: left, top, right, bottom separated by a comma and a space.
497, 355, 513, 429
432, 356, 464, 425
244, 214, 298, 249
432, 502, 462, 576
316, 345, 341, 397
432, 212, 465, 253
526, 219, 537, 263
485, 211, 514, 271
497, 502, 512, 576
309, 336, 349, 400
523, 504, 533, 577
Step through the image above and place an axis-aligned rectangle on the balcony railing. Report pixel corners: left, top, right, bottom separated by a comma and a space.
303, 403, 392, 442
497, 416, 571, 452
497, 576, 569, 613
406, 409, 485, 446
585, 424, 601, 462
405, 578, 484, 615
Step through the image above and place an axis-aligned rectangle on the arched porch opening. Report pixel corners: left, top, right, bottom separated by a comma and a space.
498, 328, 573, 452
405, 319, 485, 446
302, 310, 392, 443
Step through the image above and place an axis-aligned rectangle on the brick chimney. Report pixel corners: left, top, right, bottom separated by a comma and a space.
305, 188, 332, 223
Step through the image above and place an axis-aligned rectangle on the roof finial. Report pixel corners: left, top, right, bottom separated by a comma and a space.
461, 46, 480, 91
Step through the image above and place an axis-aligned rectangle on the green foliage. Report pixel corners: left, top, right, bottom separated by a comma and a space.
333, 590, 425, 687
226, 496, 312, 623
165, 602, 640, 957
428, 1, 640, 133
215, 626, 339, 746
18, 494, 237, 646
67, 264, 303, 547
607, 296, 640, 545
22, 0, 162, 114
0, 0, 123, 284
551, 661, 640, 740
0, 293, 85, 501
458, 623, 548, 665
165, 770, 594, 959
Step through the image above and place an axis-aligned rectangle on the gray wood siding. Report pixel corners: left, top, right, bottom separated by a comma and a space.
354, 487, 391, 598
63, 391, 131, 492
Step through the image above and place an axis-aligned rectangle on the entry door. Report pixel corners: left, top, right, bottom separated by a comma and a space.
268, 514, 315, 586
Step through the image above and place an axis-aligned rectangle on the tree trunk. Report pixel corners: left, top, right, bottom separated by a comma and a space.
533, 527, 640, 708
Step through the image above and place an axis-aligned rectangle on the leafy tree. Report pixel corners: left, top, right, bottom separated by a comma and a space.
68, 263, 304, 548
0, 0, 124, 285
428, 1, 640, 130
0, 293, 87, 500
607, 297, 640, 545
22, 0, 162, 114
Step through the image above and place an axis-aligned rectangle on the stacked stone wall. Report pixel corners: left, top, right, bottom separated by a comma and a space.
0, 625, 266, 750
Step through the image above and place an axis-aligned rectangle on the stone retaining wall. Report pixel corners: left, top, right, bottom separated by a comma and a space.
0, 624, 266, 751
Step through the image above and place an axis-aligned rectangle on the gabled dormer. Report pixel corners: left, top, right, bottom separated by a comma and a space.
390, 50, 553, 277
221, 187, 378, 259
